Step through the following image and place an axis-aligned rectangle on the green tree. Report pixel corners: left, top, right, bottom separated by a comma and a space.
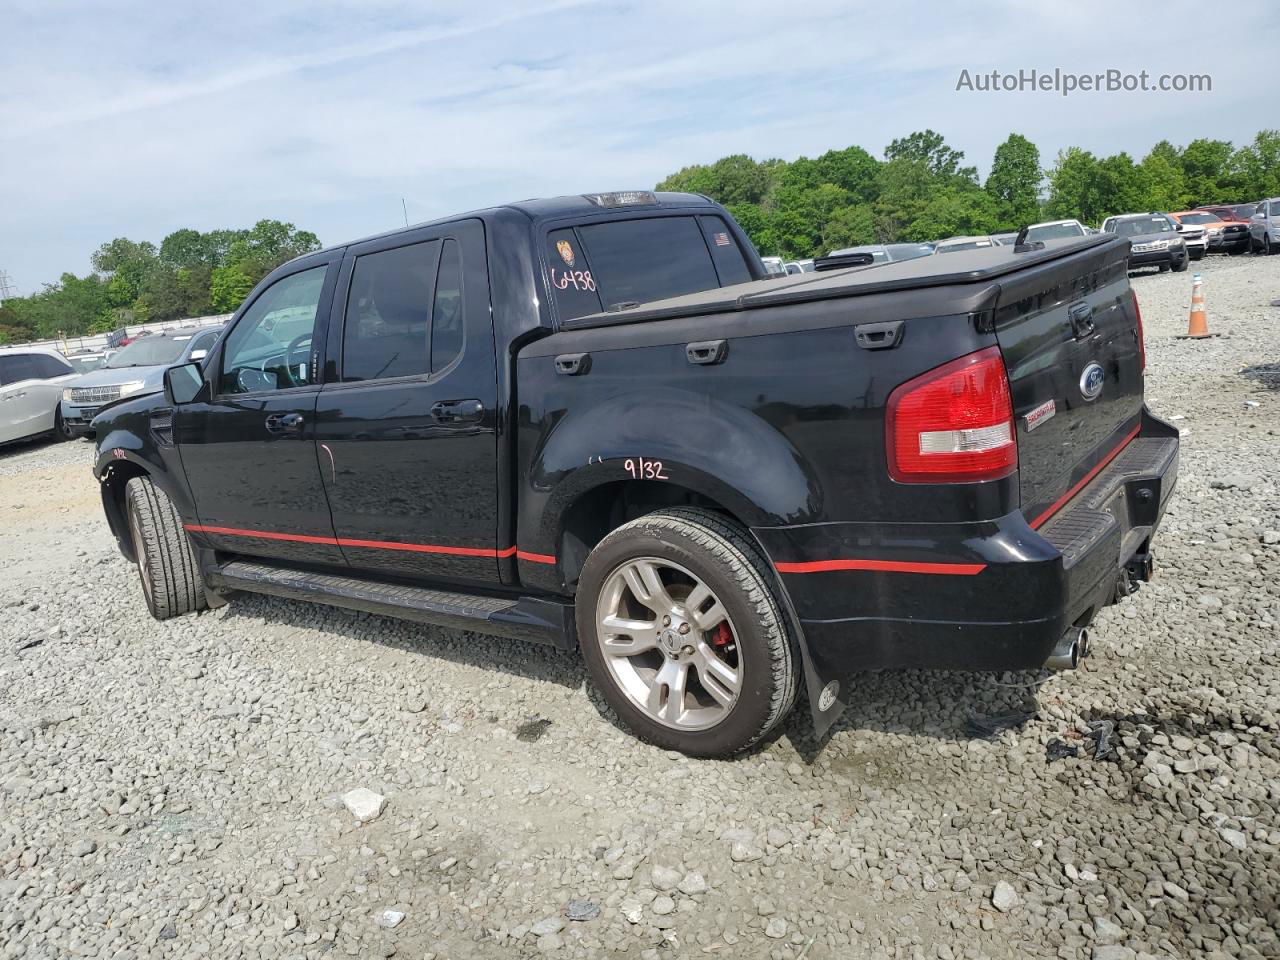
1045, 148, 1106, 223
1179, 138, 1240, 205
210, 264, 255, 312
1235, 129, 1280, 199
885, 130, 976, 183
1139, 147, 1189, 211
985, 134, 1041, 229
657, 155, 774, 207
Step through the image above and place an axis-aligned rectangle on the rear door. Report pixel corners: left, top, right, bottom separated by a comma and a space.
993, 240, 1144, 526
313, 219, 501, 586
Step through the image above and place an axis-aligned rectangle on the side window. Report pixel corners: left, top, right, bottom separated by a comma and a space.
31, 354, 72, 379
342, 241, 439, 382
0, 354, 39, 383
698, 216, 752, 285
189, 330, 218, 361
431, 239, 464, 372
576, 217, 720, 312
546, 228, 603, 322
0, 355, 26, 385
219, 265, 327, 395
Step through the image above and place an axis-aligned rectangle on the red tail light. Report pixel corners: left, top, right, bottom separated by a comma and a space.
1131, 288, 1145, 373
886, 346, 1016, 483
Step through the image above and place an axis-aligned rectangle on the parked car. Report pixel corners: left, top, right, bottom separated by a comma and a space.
1022, 220, 1089, 243
1163, 213, 1209, 260
991, 232, 1020, 246
1249, 198, 1280, 255
1197, 202, 1257, 224
783, 259, 815, 275
760, 256, 787, 276
1101, 214, 1189, 272
933, 235, 1001, 254
60, 327, 221, 438
91, 190, 1176, 757
828, 243, 934, 264
0, 346, 78, 445
1166, 210, 1248, 255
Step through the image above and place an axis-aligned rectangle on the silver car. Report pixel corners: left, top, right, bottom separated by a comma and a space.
0, 346, 78, 446
59, 327, 221, 438
1249, 198, 1280, 255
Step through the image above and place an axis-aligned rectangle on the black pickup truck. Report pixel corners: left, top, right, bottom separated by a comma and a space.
92, 190, 1178, 757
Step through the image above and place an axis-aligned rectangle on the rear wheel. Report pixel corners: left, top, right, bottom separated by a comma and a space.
125, 476, 207, 620
1266, 236, 1275, 256
577, 508, 799, 757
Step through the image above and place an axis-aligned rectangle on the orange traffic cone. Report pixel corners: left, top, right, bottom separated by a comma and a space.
1177, 274, 1215, 339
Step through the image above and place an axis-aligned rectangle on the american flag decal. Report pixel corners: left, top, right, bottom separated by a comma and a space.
714, 232, 731, 246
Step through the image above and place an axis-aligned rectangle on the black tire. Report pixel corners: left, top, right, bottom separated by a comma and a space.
576, 508, 799, 757
1266, 236, 1275, 256
125, 476, 207, 620
52, 407, 70, 442
1190, 250, 1205, 261
1158, 264, 1170, 272
1172, 257, 1188, 273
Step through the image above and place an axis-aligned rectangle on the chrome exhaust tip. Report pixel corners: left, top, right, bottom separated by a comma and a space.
1045, 627, 1089, 670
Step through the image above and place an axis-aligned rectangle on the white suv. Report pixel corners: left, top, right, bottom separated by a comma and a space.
0, 346, 78, 445
1249, 198, 1280, 255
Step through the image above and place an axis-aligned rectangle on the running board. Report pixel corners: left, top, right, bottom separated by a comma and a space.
207, 561, 575, 649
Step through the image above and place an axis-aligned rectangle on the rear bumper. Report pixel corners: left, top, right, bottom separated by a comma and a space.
755, 410, 1179, 678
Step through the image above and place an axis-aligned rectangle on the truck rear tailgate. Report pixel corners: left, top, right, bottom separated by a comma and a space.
991, 239, 1143, 525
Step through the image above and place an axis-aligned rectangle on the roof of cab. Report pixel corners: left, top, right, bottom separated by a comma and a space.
303, 191, 717, 261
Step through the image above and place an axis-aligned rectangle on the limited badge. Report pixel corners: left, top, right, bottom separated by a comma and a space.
556, 240, 575, 267
1024, 399, 1056, 432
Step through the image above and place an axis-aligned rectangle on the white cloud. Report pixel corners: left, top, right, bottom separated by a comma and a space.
1, 0, 1275, 292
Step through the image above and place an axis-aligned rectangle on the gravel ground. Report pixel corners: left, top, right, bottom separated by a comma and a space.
1, 253, 1277, 960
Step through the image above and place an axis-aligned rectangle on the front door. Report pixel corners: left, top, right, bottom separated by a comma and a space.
176, 259, 344, 566
313, 219, 500, 586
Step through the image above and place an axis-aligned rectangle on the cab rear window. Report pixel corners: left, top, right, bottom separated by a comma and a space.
546, 215, 752, 322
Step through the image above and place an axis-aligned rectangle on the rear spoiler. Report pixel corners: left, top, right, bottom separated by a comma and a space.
813, 252, 876, 272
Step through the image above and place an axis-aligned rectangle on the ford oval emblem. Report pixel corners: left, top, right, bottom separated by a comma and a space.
1080, 362, 1105, 401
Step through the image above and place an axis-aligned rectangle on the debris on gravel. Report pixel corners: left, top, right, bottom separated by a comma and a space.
0, 256, 1277, 959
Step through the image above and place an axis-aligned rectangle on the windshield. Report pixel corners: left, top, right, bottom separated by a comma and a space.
1110, 217, 1173, 237
1229, 204, 1256, 219
936, 239, 991, 253
69, 356, 105, 373
1026, 222, 1084, 241
885, 244, 934, 262
104, 336, 190, 368
1178, 213, 1221, 225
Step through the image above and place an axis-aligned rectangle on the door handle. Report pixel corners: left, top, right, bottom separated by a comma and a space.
1068, 301, 1095, 339
430, 399, 484, 424
264, 412, 305, 435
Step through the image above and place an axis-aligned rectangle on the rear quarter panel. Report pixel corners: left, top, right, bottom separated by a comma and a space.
514, 286, 1011, 592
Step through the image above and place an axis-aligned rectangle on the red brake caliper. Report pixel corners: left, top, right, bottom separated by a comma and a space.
712, 622, 734, 649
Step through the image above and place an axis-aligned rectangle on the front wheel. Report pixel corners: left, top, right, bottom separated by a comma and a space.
1266, 236, 1275, 256
1190, 250, 1205, 261
1172, 257, 1189, 273
53, 407, 71, 442
125, 476, 208, 620
577, 508, 799, 757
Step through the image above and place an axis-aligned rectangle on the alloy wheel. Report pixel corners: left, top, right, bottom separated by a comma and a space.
594, 557, 742, 731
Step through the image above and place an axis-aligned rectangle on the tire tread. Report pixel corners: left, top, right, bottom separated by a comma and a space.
126, 476, 206, 620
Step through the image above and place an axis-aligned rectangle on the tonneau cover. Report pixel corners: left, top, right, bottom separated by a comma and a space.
560, 234, 1122, 330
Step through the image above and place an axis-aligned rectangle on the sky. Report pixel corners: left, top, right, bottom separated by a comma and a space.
1, 0, 1276, 294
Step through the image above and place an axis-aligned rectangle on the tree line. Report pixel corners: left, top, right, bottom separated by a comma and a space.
3, 128, 1277, 344
657, 129, 1280, 260
0, 220, 320, 344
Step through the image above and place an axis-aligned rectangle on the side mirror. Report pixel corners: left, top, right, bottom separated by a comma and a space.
1174, 223, 1183, 231
164, 361, 205, 405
